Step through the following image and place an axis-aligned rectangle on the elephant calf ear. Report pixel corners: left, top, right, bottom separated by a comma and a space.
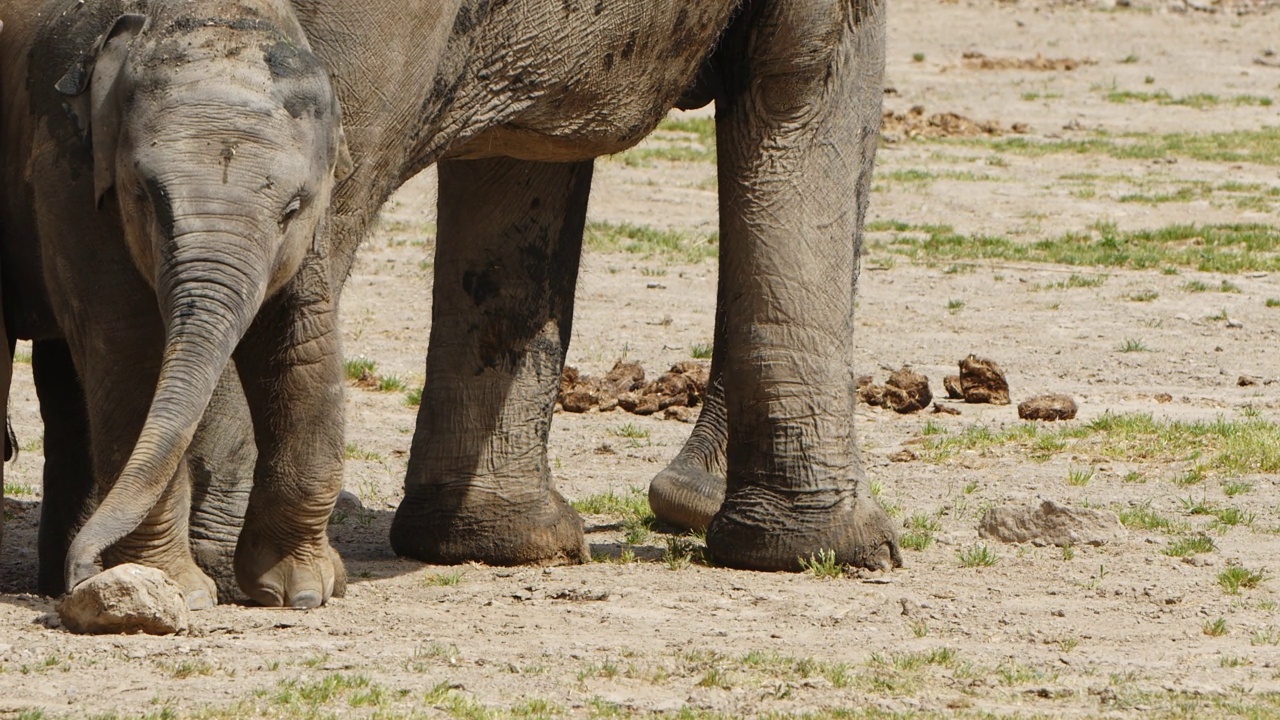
54, 14, 148, 208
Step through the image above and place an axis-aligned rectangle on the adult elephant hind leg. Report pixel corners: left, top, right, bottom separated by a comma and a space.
648, 289, 727, 532
706, 0, 901, 572
390, 157, 592, 567
232, 263, 346, 609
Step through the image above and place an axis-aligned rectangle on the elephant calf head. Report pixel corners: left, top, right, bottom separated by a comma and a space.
53, 4, 351, 591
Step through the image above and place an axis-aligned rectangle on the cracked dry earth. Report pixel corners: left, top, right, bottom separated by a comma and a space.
4, 0, 1280, 717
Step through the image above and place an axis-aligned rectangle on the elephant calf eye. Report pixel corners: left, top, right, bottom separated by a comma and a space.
280, 196, 304, 227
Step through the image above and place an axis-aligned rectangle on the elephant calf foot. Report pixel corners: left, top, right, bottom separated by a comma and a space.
706, 487, 902, 572
100, 549, 218, 610
649, 458, 726, 533
234, 531, 346, 608
391, 486, 589, 566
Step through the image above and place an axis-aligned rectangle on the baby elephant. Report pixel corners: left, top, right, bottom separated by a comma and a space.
0, 0, 351, 608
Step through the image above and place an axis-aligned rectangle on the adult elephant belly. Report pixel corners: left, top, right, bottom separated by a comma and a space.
443, 2, 736, 163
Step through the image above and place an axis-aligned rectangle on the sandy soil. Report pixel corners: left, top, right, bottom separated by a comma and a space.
3, 0, 1280, 717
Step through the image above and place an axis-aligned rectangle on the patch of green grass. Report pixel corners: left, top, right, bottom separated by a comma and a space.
12, 348, 31, 364
422, 570, 464, 587
958, 544, 999, 567
871, 220, 1280, 274
571, 487, 655, 548
900, 512, 942, 552
690, 341, 713, 359
342, 443, 381, 461
1252, 627, 1280, 646
946, 298, 965, 312
1050, 273, 1107, 289
1117, 338, 1149, 353
799, 549, 845, 579
921, 413, 1280, 486
1222, 480, 1254, 497
1127, 290, 1159, 302
377, 374, 407, 392
405, 387, 423, 406
957, 126, 1280, 168
1219, 566, 1267, 594
1267, 298, 1280, 307
1211, 507, 1256, 529
1203, 617, 1228, 637
584, 221, 718, 264
1163, 535, 1216, 557
610, 423, 649, 440
1067, 466, 1095, 486
343, 357, 376, 381
912, 52, 926, 62
1117, 501, 1179, 532
3, 482, 35, 497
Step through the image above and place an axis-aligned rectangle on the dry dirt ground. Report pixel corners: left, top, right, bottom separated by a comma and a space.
4, 0, 1280, 717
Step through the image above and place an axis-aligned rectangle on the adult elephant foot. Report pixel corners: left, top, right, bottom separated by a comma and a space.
706, 487, 901, 572
391, 486, 588, 566
234, 521, 346, 609
648, 368, 727, 532
393, 157, 595, 567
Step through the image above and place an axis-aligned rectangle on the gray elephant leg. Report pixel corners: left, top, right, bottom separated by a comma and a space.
704, 0, 901, 571
187, 369, 255, 603
648, 279, 727, 531
390, 157, 592, 566
231, 260, 346, 608
32, 339, 94, 597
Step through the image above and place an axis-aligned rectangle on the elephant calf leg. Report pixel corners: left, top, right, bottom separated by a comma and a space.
390, 157, 592, 567
648, 369, 727, 532
106, 465, 217, 609
233, 272, 346, 608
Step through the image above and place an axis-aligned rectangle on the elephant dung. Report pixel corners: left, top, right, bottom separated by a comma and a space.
1017, 394, 1078, 421
958, 355, 1010, 405
884, 367, 932, 414
856, 375, 886, 407
978, 500, 1125, 547
943, 374, 964, 399
57, 564, 190, 635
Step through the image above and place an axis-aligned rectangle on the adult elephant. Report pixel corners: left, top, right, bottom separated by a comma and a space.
297, 0, 900, 571
18, 0, 901, 584
0, 0, 352, 606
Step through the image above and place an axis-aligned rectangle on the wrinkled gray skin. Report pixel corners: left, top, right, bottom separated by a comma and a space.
0, 0, 351, 607
309, 0, 901, 571
17, 0, 902, 584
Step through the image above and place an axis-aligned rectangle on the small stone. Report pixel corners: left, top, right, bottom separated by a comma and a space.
1155, 393, 1173, 403
1238, 375, 1259, 387
959, 355, 1010, 405
1017, 394, 1078, 421
58, 564, 190, 635
889, 449, 918, 463
978, 500, 1125, 547
333, 490, 363, 515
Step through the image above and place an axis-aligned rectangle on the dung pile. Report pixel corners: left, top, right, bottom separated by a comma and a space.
858, 366, 933, 413
960, 51, 1096, 71
881, 106, 1029, 140
558, 360, 709, 420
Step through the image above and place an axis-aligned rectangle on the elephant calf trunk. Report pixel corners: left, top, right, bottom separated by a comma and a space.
66, 257, 266, 592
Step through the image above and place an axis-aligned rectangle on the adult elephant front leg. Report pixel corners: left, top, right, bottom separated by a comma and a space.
706, 0, 901, 571
391, 158, 592, 566
233, 260, 346, 608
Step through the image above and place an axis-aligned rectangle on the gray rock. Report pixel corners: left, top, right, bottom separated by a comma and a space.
978, 500, 1125, 547
57, 564, 189, 635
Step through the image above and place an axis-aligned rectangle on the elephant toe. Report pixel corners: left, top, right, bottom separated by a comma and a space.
236, 534, 344, 608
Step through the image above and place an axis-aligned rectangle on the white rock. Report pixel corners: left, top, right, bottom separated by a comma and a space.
57, 564, 189, 635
